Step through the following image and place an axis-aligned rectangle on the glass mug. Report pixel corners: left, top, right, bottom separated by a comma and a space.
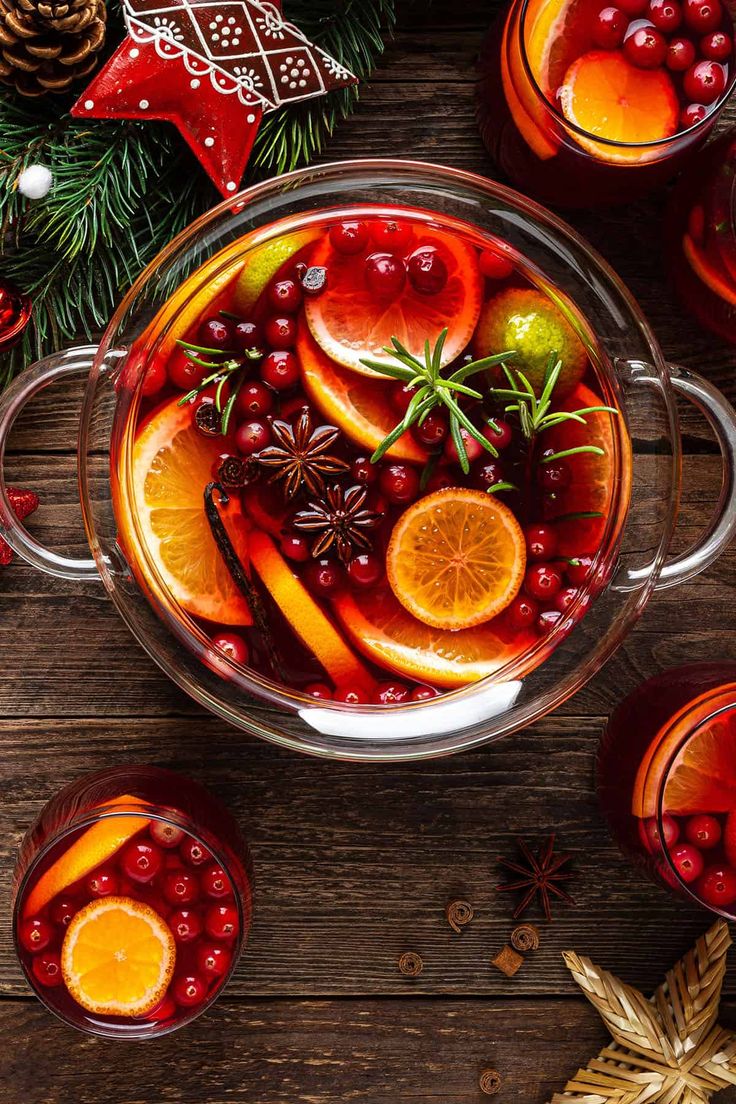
1, 160, 736, 761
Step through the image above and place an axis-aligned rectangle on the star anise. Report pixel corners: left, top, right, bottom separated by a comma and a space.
294, 484, 383, 563
496, 835, 575, 921
256, 409, 349, 499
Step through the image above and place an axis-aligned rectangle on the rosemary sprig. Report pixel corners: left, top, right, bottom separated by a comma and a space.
360, 329, 516, 474
175, 340, 263, 422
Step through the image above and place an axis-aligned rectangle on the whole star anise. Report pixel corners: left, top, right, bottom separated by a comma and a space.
496, 835, 575, 921
294, 484, 383, 563
256, 410, 348, 499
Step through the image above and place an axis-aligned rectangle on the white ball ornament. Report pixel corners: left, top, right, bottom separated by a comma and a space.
17, 165, 53, 200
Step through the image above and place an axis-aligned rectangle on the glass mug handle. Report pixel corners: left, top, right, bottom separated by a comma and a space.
0, 345, 99, 581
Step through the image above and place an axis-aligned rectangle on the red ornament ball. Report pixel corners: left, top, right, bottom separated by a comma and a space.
0, 278, 32, 353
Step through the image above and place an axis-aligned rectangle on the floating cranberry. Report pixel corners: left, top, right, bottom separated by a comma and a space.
695, 864, 736, 907
169, 907, 203, 944
233, 319, 263, 354
683, 58, 726, 102
198, 317, 235, 351
525, 523, 559, 561
365, 252, 407, 299
644, 813, 680, 850
537, 610, 562, 635
444, 428, 485, 467
212, 631, 249, 665
380, 462, 420, 504
413, 411, 449, 447
411, 685, 440, 701
146, 994, 178, 1021
141, 360, 167, 398
267, 278, 302, 315
18, 916, 54, 954
347, 552, 383, 588
162, 869, 200, 906
169, 356, 208, 392
197, 942, 232, 979
649, 0, 682, 29
234, 381, 273, 420
683, 0, 722, 31
685, 813, 722, 849
407, 246, 449, 296
525, 562, 563, 601
507, 595, 540, 631
150, 821, 186, 849
334, 686, 370, 705
235, 418, 271, 455
121, 840, 164, 884
554, 586, 579, 613
299, 266, 328, 297
351, 456, 378, 485
370, 218, 413, 252
87, 867, 119, 898
624, 24, 668, 67
305, 683, 333, 700
666, 35, 697, 68
680, 102, 709, 126
50, 897, 78, 928
264, 316, 297, 350
330, 220, 369, 255
372, 681, 411, 705
538, 452, 572, 491
306, 558, 343, 595
202, 865, 232, 900
593, 6, 628, 46
479, 248, 515, 280
669, 843, 704, 883
426, 468, 455, 493
172, 973, 208, 1008
32, 951, 63, 988
566, 555, 593, 584
483, 418, 513, 451
205, 903, 239, 940
281, 534, 311, 563
261, 349, 300, 391
701, 29, 733, 57
181, 839, 212, 867
475, 460, 506, 490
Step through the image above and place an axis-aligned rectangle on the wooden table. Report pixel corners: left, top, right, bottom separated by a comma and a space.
2, 3, 736, 1100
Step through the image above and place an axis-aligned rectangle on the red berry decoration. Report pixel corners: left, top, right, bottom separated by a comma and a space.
538, 453, 572, 491
365, 253, 407, 299
507, 595, 540, 631
305, 683, 333, 700
261, 349, 300, 391
281, 534, 311, 563
121, 839, 164, 884
483, 418, 513, 451
379, 462, 420, 504
372, 682, 411, 705
202, 865, 232, 900
413, 411, 449, 447
479, 249, 515, 280
350, 456, 379, 486
347, 552, 383, 588
566, 555, 594, 584
168, 907, 203, 945
645, 813, 680, 850
205, 903, 239, 940
683, 0, 722, 31
537, 610, 562, 635
669, 843, 704, 883
87, 867, 119, 898
18, 916, 54, 954
235, 418, 271, 455
411, 685, 439, 701
685, 813, 722, 849
233, 319, 263, 354
150, 821, 185, 849
695, 864, 736, 908
554, 586, 579, 613
330, 220, 369, 255
525, 523, 559, 561
197, 942, 232, 979
0, 276, 32, 353
624, 25, 668, 67
163, 869, 200, 906
212, 631, 249, 665
141, 359, 167, 398
370, 218, 413, 252
334, 686, 370, 705
649, 0, 683, 29
701, 29, 733, 58
181, 838, 212, 867
169, 355, 208, 392
407, 246, 449, 296
267, 278, 302, 315
525, 562, 563, 601
683, 59, 727, 103
444, 427, 484, 467
264, 316, 297, 350
172, 973, 208, 1008
198, 317, 235, 351
666, 35, 697, 69
32, 951, 63, 988
593, 6, 628, 46
680, 102, 708, 126
306, 558, 343, 595
236, 381, 274, 419
49, 896, 78, 928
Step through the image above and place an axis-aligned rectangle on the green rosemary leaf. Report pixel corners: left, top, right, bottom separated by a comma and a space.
552, 511, 604, 521
370, 420, 411, 464
539, 411, 590, 428
181, 354, 225, 369
177, 340, 238, 356
431, 328, 448, 375
486, 481, 518, 495
442, 393, 498, 458
448, 413, 470, 475
568, 405, 619, 417
220, 379, 243, 436
434, 379, 483, 400
218, 309, 242, 322
519, 401, 534, 439
541, 445, 605, 462
448, 349, 515, 385
215, 374, 229, 413
358, 358, 414, 381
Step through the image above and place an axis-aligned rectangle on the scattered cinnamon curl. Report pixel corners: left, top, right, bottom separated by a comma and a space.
479, 1069, 502, 1095
511, 922, 540, 952
397, 951, 423, 977
446, 899, 474, 933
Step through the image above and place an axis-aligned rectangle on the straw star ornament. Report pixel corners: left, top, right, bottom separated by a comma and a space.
549, 920, 736, 1104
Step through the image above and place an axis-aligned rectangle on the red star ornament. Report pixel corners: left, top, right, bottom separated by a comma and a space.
71, 0, 357, 197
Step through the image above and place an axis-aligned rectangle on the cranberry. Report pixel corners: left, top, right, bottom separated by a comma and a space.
87, 867, 119, 898
281, 534, 311, 563
334, 686, 370, 704
372, 681, 411, 705
146, 994, 178, 1021
680, 102, 709, 126
426, 469, 455, 493
305, 683, 333, 700
205, 903, 239, 940
264, 316, 296, 350
351, 456, 378, 485
644, 813, 680, 850
233, 319, 263, 354
347, 552, 383, 588
444, 428, 485, 467
169, 356, 208, 392
365, 253, 407, 299
683, 0, 722, 31
150, 821, 185, 849
669, 843, 704, 883
181, 839, 212, 867
391, 382, 416, 415
649, 0, 683, 28
475, 460, 506, 490
407, 246, 449, 296
197, 941, 232, 979
172, 973, 208, 1008
162, 869, 200, 906
50, 896, 78, 928
370, 218, 413, 252
525, 562, 563, 601
18, 916, 54, 954
525, 523, 558, 561
32, 951, 62, 988
685, 813, 722, 849
198, 317, 235, 351
624, 25, 668, 67
483, 418, 513, 451
212, 630, 249, 665
267, 278, 302, 315
330, 220, 369, 255
566, 555, 593, 584
168, 907, 203, 944
142, 360, 167, 397
538, 453, 571, 491
121, 839, 164, 884
411, 685, 440, 701
261, 350, 300, 391
479, 249, 515, 280
695, 864, 736, 907
200, 865, 231, 900
235, 381, 274, 419
507, 595, 540, 631
235, 418, 271, 455
683, 59, 726, 103
593, 6, 628, 46
379, 462, 420, 504
554, 586, 579, 613
701, 29, 733, 57
537, 610, 562, 635
618, 0, 649, 12
413, 411, 449, 447
666, 35, 697, 68
306, 558, 343, 594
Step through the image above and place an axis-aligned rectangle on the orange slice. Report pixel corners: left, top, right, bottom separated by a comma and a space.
683, 233, 736, 308
386, 489, 526, 630
304, 228, 482, 376
558, 51, 678, 164
129, 397, 253, 625
525, 0, 600, 100
61, 897, 176, 1017
333, 587, 534, 688
298, 323, 427, 464
248, 529, 374, 691
24, 799, 149, 917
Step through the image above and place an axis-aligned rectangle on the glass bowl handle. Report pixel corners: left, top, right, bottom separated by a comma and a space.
0, 346, 99, 581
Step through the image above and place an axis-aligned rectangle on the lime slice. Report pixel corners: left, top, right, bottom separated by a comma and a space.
232, 229, 320, 315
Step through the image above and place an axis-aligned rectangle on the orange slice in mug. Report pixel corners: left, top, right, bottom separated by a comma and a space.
683, 233, 736, 307
61, 897, 176, 1017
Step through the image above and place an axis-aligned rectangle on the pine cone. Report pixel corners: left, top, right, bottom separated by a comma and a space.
0, 0, 106, 97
